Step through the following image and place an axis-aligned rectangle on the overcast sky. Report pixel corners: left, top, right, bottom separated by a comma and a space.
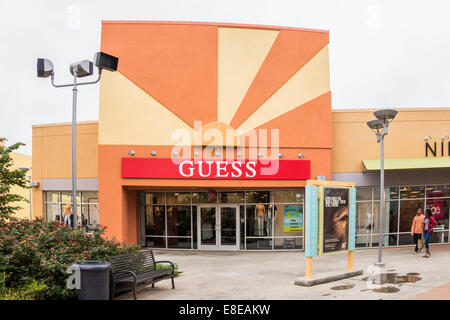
1, 0, 450, 155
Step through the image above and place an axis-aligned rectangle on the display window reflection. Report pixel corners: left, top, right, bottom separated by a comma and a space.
167, 206, 191, 236
425, 185, 450, 198
399, 200, 424, 232
425, 198, 449, 230
145, 205, 165, 235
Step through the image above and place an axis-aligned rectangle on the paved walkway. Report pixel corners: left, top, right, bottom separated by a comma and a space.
116, 244, 450, 300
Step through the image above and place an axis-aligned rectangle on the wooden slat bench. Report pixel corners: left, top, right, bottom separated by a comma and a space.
109, 249, 175, 300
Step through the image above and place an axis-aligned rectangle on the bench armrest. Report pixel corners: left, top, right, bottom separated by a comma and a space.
155, 260, 175, 274
112, 270, 137, 281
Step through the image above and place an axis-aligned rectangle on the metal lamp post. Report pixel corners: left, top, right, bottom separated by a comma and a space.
367, 109, 397, 267
37, 52, 118, 228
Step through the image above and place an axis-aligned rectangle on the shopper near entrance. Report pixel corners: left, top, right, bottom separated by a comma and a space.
423, 208, 438, 258
410, 208, 424, 254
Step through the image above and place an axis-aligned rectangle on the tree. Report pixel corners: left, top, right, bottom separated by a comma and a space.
0, 138, 28, 219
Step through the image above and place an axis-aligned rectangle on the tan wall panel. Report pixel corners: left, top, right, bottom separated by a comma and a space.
32, 122, 98, 179
237, 45, 330, 133
332, 109, 450, 173
218, 27, 278, 124
99, 71, 194, 145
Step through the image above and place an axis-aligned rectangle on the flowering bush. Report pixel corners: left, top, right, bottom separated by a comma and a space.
0, 217, 139, 300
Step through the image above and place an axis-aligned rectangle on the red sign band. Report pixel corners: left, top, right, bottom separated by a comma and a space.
121, 158, 310, 180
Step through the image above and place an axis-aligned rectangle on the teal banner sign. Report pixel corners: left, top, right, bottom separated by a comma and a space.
305, 185, 318, 257
348, 187, 356, 251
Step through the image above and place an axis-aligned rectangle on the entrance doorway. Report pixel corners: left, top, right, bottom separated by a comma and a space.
197, 205, 239, 250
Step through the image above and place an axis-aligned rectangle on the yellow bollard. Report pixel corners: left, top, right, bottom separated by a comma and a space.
347, 251, 354, 271
306, 257, 313, 278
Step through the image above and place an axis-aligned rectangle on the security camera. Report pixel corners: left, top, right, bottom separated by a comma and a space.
37, 58, 54, 78
94, 52, 119, 72
70, 60, 93, 78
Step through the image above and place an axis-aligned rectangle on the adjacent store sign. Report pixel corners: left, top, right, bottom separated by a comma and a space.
283, 205, 303, 233
121, 158, 310, 180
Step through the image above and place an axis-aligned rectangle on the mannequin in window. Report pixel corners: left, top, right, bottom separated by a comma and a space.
365, 212, 373, 247
255, 204, 265, 236
63, 204, 74, 228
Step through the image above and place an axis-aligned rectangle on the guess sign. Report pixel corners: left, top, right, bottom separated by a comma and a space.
121, 158, 310, 180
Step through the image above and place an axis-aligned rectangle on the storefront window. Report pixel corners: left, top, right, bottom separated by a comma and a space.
145, 205, 165, 235
168, 238, 191, 249
400, 186, 425, 199
46, 203, 61, 222
273, 190, 303, 203
167, 206, 191, 236
399, 200, 424, 232
425, 185, 450, 198
356, 202, 372, 246
192, 192, 216, 203
386, 187, 399, 200
356, 187, 372, 201
426, 198, 449, 231
274, 237, 302, 249
61, 192, 81, 203
44, 191, 98, 230
219, 192, 244, 203
145, 192, 165, 204
167, 192, 191, 204
45, 192, 59, 203
245, 191, 271, 203
385, 201, 399, 234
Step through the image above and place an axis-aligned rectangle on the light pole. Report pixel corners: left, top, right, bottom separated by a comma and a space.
37, 52, 118, 228
367, 109, 397, 267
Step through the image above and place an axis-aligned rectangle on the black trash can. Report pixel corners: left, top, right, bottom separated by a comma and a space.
71, 260, 111, 300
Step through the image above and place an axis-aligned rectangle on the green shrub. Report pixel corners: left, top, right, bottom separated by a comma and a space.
0, 217, 139, 300
0, 278, 48, 300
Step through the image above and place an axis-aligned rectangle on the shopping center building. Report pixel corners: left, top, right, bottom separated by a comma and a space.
30, 21, 450, 251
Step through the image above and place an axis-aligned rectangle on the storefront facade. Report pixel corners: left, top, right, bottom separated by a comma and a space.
30, 21, 450, 250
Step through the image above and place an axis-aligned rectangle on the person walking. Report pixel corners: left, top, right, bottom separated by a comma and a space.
410, 208, 424, 254
423, 208, 438, 258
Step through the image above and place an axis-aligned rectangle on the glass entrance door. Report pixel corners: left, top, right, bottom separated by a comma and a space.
198, 205, 239, 250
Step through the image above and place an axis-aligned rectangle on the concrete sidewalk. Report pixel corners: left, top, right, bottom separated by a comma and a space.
116, 244, 450, 300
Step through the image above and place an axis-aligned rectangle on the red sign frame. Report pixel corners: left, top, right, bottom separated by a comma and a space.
121, 158, 310, 180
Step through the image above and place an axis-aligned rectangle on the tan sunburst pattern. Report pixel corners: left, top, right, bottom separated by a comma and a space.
99, 21, 331, 150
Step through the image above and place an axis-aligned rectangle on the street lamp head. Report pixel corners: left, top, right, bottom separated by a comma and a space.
19, 167, 30, 173
367, 119, 384, 130
94, 52, 119, 72
374, 109, 398, 122
70, 60, 94, 78
37, 58, 54, 78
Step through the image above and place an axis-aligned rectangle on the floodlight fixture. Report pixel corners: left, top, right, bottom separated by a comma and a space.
94, 52, 119, 72
37, 58, 54, 78
70, 60, 93, 78
36, 51, 119, 228
374, 109, 398, 122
